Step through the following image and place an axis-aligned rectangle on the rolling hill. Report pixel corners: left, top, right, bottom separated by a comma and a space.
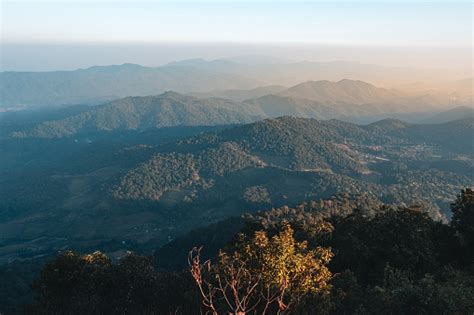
112, 117, 473, 210
0, 116, 472, 269
10, 92, 263, 138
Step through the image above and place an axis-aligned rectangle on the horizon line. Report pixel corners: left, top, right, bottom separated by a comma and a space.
3, 39, 473, 49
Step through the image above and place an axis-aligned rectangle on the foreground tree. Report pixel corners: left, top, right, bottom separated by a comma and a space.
30, 251, 112, 314
327, 205, 453, 285
28, 251, 199, 314
451, 188, 474, 264
189, 222, 333, 314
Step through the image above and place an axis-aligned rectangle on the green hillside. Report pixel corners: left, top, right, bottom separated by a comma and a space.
11, 92, 262, 138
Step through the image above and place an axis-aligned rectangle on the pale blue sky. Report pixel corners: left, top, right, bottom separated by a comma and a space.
2, 1, 472, 46
1, 1, 472, 70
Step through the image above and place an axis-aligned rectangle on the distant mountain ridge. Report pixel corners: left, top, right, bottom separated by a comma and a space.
190, 85, 287, 102
11, 79, 472, 138
192, 80, 400, 105
2, 59, 469, 109
11, 92, 262, 138
0, 63, 262, 108
422, 106, 474, 124
244, 79, 462, 122
165, 58, 466, 87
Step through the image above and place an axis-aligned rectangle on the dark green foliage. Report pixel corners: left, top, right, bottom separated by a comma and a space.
327, 207, 448, 284
29, 251, 112, 314
113, 153, 197, 201
113, 142, 265, 201
0, 259, 45, 314
327, 271, 364, 315
218, 116, 372, 173
243, 197, 462, 286
28, 251, 199, 315
360, 266, 474, 315
154, 217, 244, 271
24, 192, 474, 314
197, 141, 265, 176
409, 118, 474, 154
451, 188, 474, 264
113, 117, 472, 220
451, 188, 474, 242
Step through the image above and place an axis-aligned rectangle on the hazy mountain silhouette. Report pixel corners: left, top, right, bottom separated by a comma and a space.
423, 106, 474, 124
2, 60, 468, 109
0, 63, 262, 108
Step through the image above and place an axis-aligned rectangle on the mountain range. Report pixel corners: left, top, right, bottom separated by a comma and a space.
10, 79, 473, 139
1, 60, 470, 109
165, 58, 468, 88
0, 63, 261, 108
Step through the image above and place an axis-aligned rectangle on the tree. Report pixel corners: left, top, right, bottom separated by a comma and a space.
30, 251, 111, 314
189, 222, 333, 314
451, 188, 474, 261
328, 206, 446, 285
29, 250, 199, 314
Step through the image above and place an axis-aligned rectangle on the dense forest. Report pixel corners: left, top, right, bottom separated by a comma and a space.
1, 114, 473, 314
112, 116, 473, 219
0, 115, 474, 313
18, 188, 474, 314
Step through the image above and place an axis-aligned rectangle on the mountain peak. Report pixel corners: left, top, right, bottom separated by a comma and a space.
366, 118, 409, 130
287, 79, 378, 90
337, 78, 374, 86
279, 79, 397, 104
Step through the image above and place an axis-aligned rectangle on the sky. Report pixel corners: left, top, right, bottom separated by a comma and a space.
1, 0, 472, 70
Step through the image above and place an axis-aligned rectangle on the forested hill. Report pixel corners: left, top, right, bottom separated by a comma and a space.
365, 117, 474, 154
1, 116, 473, 313
10, 82, 472, 140
1, 116, 472, 265
113, 116, 473, 219
11, 92, 263, 138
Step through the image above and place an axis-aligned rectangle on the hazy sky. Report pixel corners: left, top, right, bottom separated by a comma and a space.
1, 0, 472, 70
